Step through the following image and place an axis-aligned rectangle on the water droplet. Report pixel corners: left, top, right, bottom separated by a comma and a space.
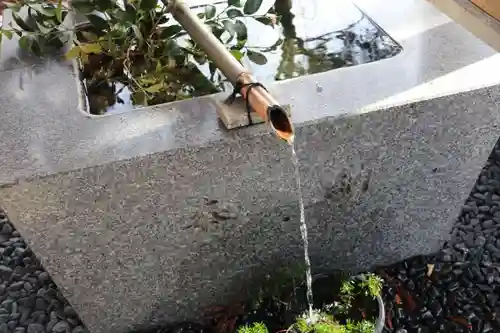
315, 82, 323, 93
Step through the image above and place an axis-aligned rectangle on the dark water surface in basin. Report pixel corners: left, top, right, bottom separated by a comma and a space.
194, 0, 402, 92
83, 0, 401, 115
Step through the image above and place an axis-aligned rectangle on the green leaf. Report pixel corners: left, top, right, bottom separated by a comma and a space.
1, 30, 13, 40
234, 20, 247, 41
144, 83, 163, 93
193, 53, 207, 65
35, 22, 52, 34
95, 0, 115, 12
132, 25, 144, 46
205, 5, 216, 19
80, 43, 102, 54
140, 0, 157, 11
161, 25, 183, 38
247, 50, 267, 65
197, 12, 205, 19
209, 62, 217, 77
71, 0, 94, 13
18, 36, 31, 51
230, 49, 243, 61
226, 8, 242, 18
87, 14, 109, 31
55, 0, 63, 23
6, 2, 22, 11
29, 4, 56, 17
243, 0, 263, 14
12, 13, 34, 32
222, 20, 235, 36
65, 45, 81, 59
132, 91, 148, 106
80, 31, 98, 42
255, 16, 272, 26
228, 0, 242, 7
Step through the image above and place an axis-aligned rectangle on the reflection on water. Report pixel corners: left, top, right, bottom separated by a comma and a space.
83, 0, 401, 115
194, 0, 402, 91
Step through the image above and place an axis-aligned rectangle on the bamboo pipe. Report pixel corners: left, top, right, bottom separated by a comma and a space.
163, 0, 294, 142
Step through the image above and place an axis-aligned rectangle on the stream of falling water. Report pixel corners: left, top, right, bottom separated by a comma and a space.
290, 138, 314, 321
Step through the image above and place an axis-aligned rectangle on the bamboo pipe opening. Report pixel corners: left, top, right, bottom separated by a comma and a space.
268, 105, 294, 143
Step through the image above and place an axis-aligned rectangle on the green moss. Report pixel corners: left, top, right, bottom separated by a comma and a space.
295, 318, 311, 333
237, 322, 269, 333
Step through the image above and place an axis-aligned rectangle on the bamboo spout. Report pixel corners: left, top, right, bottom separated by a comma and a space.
164, 0, 294, 142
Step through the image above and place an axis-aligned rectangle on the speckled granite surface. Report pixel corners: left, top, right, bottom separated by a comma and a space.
1, 0, 500, 332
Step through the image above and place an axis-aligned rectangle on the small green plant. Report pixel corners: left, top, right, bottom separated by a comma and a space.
237, 273, 383, 333
237, 322, 269, 333
359, 273, 383, 298
290, 311, 375, 333
0, 0, 277, 111
338, 273, 383, 312
344, 319, 376, 333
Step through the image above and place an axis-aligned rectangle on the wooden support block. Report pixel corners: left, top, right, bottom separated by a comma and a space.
213, 96, 291, 130
471, 0, 500, 21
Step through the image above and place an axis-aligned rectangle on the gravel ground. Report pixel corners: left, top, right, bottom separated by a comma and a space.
3, 141, 500, 333
0, 209, 87, 333
379, 141, 500, 333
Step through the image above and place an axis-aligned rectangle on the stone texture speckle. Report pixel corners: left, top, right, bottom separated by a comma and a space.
1, 86, 499, 332
1, 0, 500, 332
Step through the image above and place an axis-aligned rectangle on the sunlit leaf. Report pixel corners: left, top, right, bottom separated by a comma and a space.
55, 0, 63, 23
243, 0, 263, 14
12, 13, 34, 32
247, 50, 267, 65
80, 53, 89, 64
205, 5, 216, 19
65, 45, 81, 59
140, 0, 157, 11
140, 77, 160, 84
1, 30, 13, 40
144, 83, 163, 93
234, 20, 247, 41
228, 0, 241, 7
226, 8, 242, 18
230, 49, 243, 60
80, 43, 102, 54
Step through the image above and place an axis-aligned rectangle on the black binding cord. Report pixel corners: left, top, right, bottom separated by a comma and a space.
226, 82, 269, 126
